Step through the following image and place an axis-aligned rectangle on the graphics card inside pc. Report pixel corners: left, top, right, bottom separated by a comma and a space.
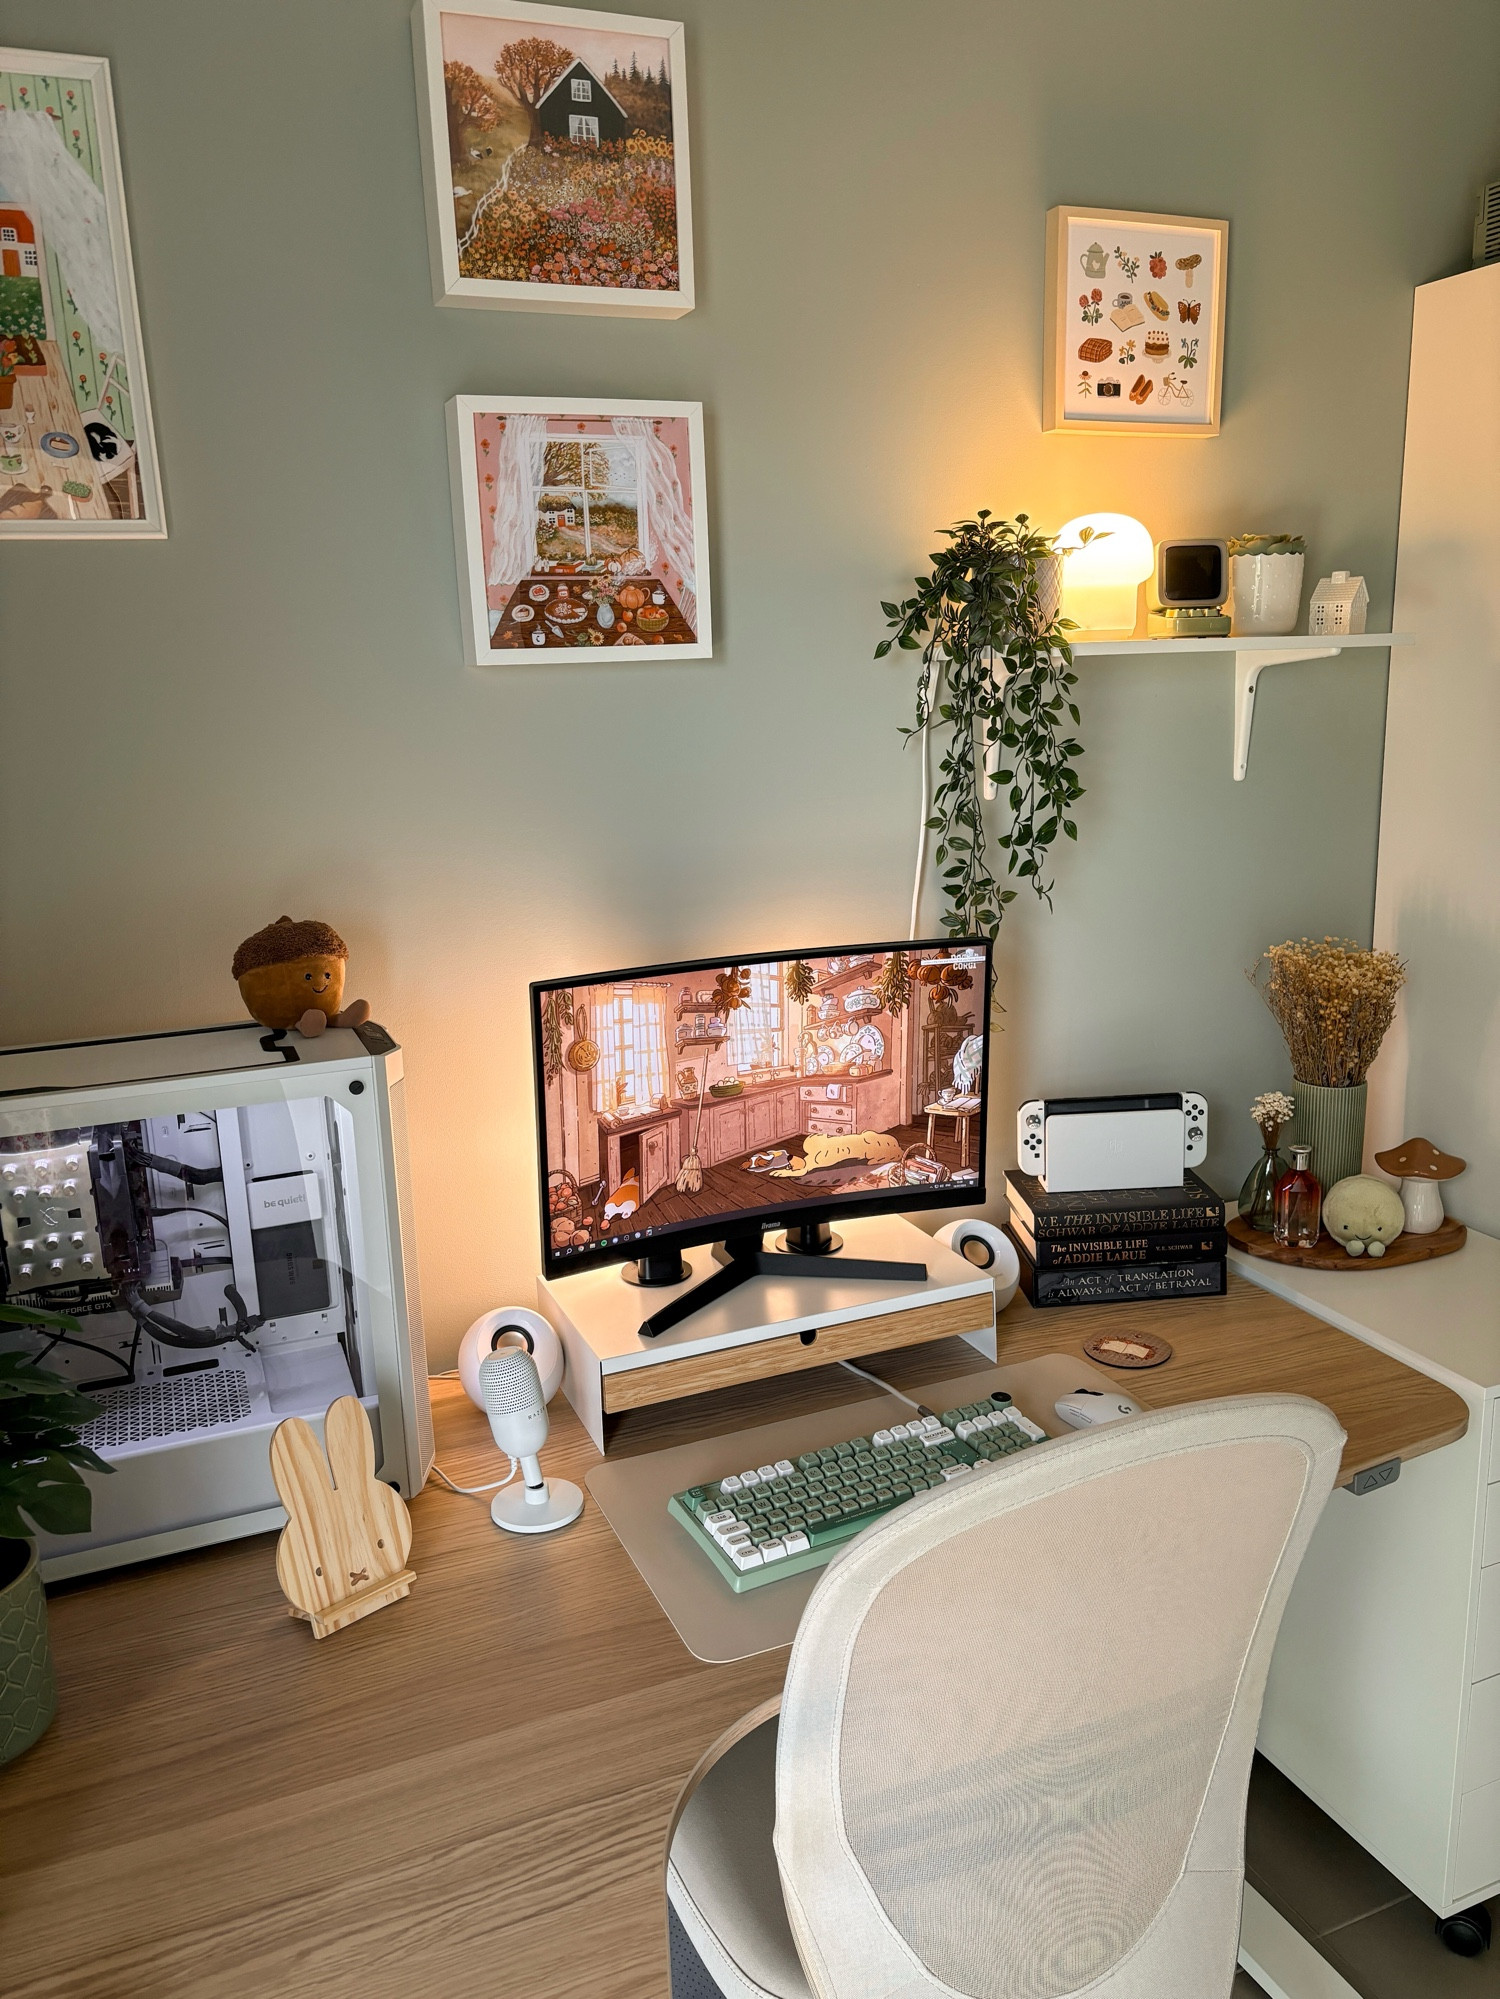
0, 1023, 432, 1577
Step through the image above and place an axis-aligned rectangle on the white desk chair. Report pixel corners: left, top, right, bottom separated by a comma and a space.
667, 1395, 1343, 1999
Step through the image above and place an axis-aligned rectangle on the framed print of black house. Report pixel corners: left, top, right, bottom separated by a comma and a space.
413, 0, 695, 317
538, 60, 630, 146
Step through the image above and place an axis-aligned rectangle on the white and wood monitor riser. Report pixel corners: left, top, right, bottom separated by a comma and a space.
538, 1214, 997, 1454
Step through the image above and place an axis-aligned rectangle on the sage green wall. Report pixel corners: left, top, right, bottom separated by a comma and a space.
3, 1, 1497, 1363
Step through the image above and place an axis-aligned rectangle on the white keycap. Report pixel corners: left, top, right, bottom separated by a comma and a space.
890, 1423, 912, 1440
760, 1539, 788, 1562
712, 1518, 748, 1541
955, 1420, 975, 1438
1012, 1415, 1047, 1440
919, 1415, 941, 1431
941, 1464, 973, 1481
703, 1511, 734, 1530
783, 1530, 810, 1555
757, 1465, 778, 1481
974, 1413, 997, 1432
722, 1532, 752, 1553
774, 1460, 794, 1477
720, 1474, 742, 1493
873, 1429, 894, 1446
921, 1427, 955, 1446
733, 1547, 764, 1571
739, 1468, 761, 1487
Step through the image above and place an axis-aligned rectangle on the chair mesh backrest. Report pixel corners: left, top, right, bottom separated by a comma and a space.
773, 1397, 1343, 1999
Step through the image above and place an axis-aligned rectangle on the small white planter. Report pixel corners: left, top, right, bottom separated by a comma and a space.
1231, 552, 1305, 636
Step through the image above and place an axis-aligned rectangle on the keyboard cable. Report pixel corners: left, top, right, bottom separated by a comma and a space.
838, 1358, 937, 1419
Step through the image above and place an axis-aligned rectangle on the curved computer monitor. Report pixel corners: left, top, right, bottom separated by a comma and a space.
531, 937, 991, 1280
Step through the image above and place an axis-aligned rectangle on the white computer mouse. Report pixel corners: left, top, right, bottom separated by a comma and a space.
1054, 1387, 1144, 1430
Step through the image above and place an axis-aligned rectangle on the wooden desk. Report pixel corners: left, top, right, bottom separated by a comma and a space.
0, 1276, 1467, 1998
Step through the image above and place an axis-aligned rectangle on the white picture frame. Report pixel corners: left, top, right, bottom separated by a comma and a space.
0, 49, 165, 537
413, 1, 694, 317
446, 394, 712, 665
1044, 205, 1228, 437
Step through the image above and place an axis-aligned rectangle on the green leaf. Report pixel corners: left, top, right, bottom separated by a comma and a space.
874, 640, 892, 658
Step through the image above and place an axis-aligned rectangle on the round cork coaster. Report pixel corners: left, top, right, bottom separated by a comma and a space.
1082, 1332, 1174, 1370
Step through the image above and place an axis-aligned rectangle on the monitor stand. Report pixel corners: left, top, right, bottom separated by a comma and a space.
628, 1221, 928, 1341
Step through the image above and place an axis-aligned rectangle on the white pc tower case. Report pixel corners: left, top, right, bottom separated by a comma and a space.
0, 1021, 433, 1579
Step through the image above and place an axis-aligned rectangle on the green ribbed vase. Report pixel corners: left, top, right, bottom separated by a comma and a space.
0, 1540, 56, 1767
1291, 1080, 1367, 1193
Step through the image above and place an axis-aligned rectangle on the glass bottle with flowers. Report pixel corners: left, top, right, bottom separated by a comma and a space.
1239, 1090, 1295, 1233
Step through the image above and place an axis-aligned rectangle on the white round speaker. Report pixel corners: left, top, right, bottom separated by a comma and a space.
934, 1219, 1021, 1311
458, 1308, 564, 1408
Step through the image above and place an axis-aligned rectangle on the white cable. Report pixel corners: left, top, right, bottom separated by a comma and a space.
429, 1457, 518, 1497
839, 1358, 925, 1413
909, 717, 931, 941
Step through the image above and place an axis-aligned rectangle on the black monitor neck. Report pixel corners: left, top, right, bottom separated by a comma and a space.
629, 1224, 926, 1340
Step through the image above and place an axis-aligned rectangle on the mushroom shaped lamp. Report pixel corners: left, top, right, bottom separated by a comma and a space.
1373, 1136, 1466, 1235
1057, 513, 1154, 641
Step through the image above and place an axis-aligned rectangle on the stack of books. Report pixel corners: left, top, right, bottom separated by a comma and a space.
1004, 1168, 1228, 1309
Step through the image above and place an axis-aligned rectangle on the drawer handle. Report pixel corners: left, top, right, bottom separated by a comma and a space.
799, 1330, 817, 1346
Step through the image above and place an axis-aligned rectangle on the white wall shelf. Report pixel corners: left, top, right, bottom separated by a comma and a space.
1068, 632, 1414, 780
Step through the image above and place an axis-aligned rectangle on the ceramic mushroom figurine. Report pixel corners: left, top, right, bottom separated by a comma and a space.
1373, 1137, 1467, 1235
232, 916, 371, 1038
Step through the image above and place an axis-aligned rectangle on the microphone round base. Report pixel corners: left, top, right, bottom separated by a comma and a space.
491, 1478, 584, 1535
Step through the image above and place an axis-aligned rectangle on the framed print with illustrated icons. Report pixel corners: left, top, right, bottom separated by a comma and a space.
1044, 207, 1227, 436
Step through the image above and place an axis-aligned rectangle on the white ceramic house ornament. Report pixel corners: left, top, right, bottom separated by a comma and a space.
1308, 570, 1370, 636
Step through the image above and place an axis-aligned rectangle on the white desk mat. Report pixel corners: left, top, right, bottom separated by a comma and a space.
587, 1351, 1135, 1663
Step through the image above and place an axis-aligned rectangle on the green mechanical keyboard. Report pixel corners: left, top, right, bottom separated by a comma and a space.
667, 1392, 1048, 1591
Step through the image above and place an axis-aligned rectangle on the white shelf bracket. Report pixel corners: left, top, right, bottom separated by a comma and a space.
1233, 647, 1340, 781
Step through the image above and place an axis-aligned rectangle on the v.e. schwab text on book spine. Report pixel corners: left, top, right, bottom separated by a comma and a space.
1007, 1222, 1228, 1270
1004, 1168, 1225, 1240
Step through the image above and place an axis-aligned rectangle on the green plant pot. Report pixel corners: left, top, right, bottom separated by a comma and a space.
1291, 1080, 1367, 1193
0, 1538, 56, 1767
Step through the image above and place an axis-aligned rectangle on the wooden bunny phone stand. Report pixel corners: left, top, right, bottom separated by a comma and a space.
270, 1396, 414, 1639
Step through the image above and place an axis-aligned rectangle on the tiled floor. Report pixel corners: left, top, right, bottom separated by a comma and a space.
1247, 1753, 1500, 1995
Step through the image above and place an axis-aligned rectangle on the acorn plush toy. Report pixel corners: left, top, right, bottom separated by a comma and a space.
232, 916, 371, 1038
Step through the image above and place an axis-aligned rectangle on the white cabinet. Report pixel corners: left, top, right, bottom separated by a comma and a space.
1237, 1233, 1500, 1917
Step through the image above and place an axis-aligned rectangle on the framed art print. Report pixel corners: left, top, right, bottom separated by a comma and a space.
0, 49, 164, 535
1044, 207, 1227, 436
413, 2, 693, 316
447, 395, 711, 664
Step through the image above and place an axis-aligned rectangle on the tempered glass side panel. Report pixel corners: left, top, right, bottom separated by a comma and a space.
0, 1094, 375, 1473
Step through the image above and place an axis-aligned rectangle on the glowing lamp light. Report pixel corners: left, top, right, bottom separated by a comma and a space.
1057, 513, 1154, 640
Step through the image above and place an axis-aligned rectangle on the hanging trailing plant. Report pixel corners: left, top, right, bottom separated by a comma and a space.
877, 511, 1086, 939
784, 960, 816, 1008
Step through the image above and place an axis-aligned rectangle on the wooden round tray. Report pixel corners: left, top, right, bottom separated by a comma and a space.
1227, 1212, 1467, 1272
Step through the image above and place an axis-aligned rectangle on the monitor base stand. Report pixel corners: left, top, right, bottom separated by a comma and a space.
635, 1224, 927, 1340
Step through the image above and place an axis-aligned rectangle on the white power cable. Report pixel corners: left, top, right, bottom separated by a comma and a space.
909, 717, 931, 941
429, 1457, 519, 1497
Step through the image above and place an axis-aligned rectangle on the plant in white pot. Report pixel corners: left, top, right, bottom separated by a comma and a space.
1228, 533, 1306, 636
0, 1305, 112, 1765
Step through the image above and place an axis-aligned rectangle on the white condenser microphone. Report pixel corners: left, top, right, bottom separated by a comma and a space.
478, 1345, 583, 1535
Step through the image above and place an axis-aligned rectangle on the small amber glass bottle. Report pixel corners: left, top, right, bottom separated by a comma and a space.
1273, 1144, 1322, 1249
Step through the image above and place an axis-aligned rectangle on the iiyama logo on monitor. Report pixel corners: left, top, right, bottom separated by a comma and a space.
531, 938, 993, 1299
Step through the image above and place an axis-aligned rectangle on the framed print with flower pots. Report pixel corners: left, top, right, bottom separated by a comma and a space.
0, 49, 164, 536
412, 1, 693, 316
446, 395, 711, 665
1043, 206, 1227, 436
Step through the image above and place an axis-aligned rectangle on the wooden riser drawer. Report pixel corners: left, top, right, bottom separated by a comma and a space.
600, 1293, 995, 1414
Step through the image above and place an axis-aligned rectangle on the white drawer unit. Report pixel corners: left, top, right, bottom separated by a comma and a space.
1233, 1232, 1500, 1919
